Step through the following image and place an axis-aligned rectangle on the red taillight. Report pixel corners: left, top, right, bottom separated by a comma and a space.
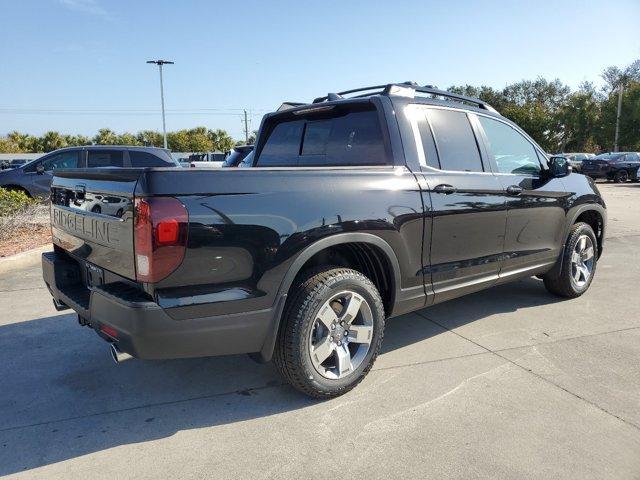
134, 197, 188, 283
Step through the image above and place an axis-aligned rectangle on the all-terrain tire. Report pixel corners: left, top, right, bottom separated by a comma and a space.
543, 222, 598, 298
274, 267, 385, 398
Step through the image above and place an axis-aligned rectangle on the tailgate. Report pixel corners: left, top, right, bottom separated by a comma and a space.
50, 168, 142, 280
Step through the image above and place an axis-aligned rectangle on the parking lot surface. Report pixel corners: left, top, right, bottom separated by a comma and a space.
1, 182, 639, 479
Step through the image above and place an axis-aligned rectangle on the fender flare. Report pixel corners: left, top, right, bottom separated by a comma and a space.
547, 203, 607, 278
564, 203, 606, 247
258, 232, 402, 362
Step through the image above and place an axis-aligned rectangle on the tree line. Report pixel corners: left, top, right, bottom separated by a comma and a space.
1, 60, 638, 155
449, 59, 639, 153
0, 127, 238, 153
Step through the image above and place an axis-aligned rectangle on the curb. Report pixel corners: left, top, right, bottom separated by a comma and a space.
0, 244, 50, 274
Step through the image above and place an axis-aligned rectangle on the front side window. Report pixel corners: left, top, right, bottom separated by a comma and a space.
87, 150, 124, 168
41, 151, 79, 171
426, 109, 483, 172
478, 116, 541, 175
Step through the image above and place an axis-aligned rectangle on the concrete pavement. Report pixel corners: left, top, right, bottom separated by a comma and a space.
0, 183, 639, 479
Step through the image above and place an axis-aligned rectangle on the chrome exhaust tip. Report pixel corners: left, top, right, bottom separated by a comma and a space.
110, 344, 133, 364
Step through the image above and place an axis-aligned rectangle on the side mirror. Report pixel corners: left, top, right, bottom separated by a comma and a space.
548, 156, 571, 178
36, 164, 45, 175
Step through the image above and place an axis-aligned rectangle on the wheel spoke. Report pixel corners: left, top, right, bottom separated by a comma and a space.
335, 343, 353, 376
573, 266, 582, 283
348, 325, 373, 344
580, 265, 591, 281
340, 293, 363, 325
578, 236, 586, 252
316, 304, 338, 329
311, 337, 334, 366
571, 252, 581, 264
583, 246, 595, 261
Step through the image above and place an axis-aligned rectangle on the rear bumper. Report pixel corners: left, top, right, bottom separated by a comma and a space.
42, 251, 277, 360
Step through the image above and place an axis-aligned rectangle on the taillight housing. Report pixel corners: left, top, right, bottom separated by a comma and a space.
134, 196, 188, 283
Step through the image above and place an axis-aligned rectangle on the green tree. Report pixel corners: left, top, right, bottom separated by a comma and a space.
0, 137, 20, 153
115, 132, 142, 146
38, 131, 68, 152
93, 128, 119, 145
596, 81, 640, 151
137, 130, 163, 147
7, 131, 38, 152
64, 134, 91, 147
557, 82, 602, 152
208, 128, 235, 152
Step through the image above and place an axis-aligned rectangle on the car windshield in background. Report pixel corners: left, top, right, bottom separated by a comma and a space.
222, 150, 244, 167
238, 151, 254, 167
595, 154, 623, 161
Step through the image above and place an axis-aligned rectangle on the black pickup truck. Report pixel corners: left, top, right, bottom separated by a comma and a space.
42, 83, 606, 398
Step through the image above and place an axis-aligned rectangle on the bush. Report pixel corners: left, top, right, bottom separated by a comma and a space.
0, 188, 36, 216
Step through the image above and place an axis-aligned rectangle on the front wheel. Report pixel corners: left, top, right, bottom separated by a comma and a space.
614, 170, 629, 183
543, 222, 598, 298
274, 267, 385, 398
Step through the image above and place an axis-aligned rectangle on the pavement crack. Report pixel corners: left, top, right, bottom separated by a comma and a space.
414, 311, 640, 432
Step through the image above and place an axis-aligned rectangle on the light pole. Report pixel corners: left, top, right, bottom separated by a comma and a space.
146, 59, 174, 149
614, 83, 623, 152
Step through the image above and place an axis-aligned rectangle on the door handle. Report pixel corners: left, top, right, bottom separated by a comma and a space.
433, 184, 457, 195
506, 185, 523, 196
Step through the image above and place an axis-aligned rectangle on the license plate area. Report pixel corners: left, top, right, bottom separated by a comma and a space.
85, 262, 104, 288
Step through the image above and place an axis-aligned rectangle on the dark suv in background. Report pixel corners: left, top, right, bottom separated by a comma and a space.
581, 152, 640, 183
560, 152, 595, 173
0, 146, 179, 197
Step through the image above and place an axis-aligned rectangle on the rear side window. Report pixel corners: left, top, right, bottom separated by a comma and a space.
258, 120, 304, 166
426, 109, 483, 172
87, 150, 124, 168
130, 151, 176, 167
257, 107, 387, 167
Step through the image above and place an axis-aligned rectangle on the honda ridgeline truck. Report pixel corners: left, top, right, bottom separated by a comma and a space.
42, 83, 606, 398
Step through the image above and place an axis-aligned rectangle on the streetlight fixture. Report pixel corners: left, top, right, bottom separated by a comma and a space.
146, 59, 174, 149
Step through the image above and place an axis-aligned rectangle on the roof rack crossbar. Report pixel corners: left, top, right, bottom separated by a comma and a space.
311, 82, 497, 113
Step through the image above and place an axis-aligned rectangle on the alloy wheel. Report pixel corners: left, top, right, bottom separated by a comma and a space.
308, 291, 374, 380
571, 235, 595, 288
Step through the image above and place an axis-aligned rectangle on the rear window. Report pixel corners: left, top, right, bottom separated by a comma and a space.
130, 150, 176, 167
87, 150, 124, 168
257, 106, 387, 167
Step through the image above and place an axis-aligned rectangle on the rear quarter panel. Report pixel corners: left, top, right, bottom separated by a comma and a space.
140, 167, 426, 320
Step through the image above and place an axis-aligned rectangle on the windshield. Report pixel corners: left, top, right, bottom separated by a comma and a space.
222, 150, 243, 167
238, 151, 254, 168
595, 153, 623, 161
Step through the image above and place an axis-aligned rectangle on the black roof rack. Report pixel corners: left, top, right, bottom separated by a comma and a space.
312, 82, 498, 114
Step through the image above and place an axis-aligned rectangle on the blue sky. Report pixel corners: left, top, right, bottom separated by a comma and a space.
1, 0, 639, 140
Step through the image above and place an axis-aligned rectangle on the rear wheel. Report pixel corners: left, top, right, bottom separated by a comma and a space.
543, 222, 597, 298
614, 169, 629, 183
274, 267, 385, 398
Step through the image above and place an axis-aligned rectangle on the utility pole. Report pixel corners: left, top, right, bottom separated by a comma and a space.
614, 83, 623, 152
146, 59, 174, 149
243, 109, 249, 144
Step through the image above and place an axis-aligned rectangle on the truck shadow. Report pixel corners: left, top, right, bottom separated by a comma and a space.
0, 277, 561, 475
